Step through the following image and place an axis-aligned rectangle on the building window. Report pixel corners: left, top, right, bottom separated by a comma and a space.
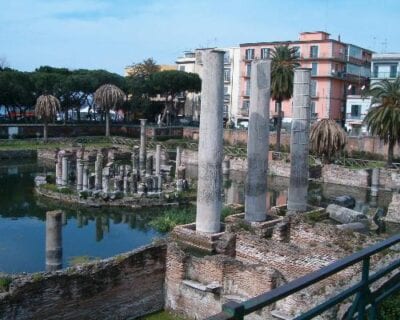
292, 46, 300, 58
245, 49, 255, 60
351, 105, 361, 118
224, 68, 231, 82
261, 48, 271, 59
245, 80, 251, 96
310, 101, 316, 115
246, 63, 252, 77
310, 80, 317, 97
390, 64, 397, 78
224, 86, 229, 95
224, 52, 230, 64
311, 62, 318, 76
310, 46, 318, 58
373, 64, 379, 77
242, 100, 250, 109
179, 65, 185, 71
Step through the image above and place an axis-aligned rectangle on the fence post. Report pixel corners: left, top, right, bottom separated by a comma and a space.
222, 301, 245, 320
357, 257, 371, 320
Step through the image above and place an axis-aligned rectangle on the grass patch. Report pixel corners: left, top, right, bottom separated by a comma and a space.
138, 311, 185, 320
149, 207, 196, 233
0, 276, 12, 292
378, 291, 400, 320
68, 255, 99, 267
41, 183, 75, 195
32, 273, 44, 282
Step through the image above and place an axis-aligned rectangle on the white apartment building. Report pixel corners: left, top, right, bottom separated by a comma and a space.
345, 52, 400, 135
175, 48, 241, 125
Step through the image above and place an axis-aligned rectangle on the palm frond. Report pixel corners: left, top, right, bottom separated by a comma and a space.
35, 94, 60, 123
94, 84, 126, 112
309, 119, 347, 161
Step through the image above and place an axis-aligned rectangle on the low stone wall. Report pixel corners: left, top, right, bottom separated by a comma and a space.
0, 150, 37, 159
0, 243, 167, 320
321, 164, 370, 188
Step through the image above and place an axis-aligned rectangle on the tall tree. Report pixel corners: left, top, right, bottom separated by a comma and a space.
126, 58, 160, 79
94, 84, 126, 137
363, 78, 400, 166
147, 70, 201, 124
271, 45, 300, 152
35, 94, 60, 142
309, 119, 347, 163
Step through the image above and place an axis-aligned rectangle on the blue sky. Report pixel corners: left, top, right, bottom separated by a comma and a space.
1, 0, 399, 75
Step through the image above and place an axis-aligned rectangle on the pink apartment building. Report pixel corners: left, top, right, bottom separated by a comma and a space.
238, 31, 372, 126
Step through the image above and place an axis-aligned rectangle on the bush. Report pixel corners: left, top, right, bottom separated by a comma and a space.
0, 276, 12, 292
378, 291, 400, 320
41, 183, 59, 192
149, 207, 196, 233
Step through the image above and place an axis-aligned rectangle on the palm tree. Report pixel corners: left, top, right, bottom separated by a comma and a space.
309, 119, 347, 163
94, 84, 126, 137
271, 45, 300, 152
363, 78, 400, 166
34, 94, 60, 142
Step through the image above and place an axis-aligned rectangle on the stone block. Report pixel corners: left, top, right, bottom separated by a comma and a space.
326, 204, 368, 224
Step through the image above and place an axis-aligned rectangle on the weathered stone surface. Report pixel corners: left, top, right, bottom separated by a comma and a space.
336, 222, 369, 233
385, 192, 400, 223
34, 175, 47, 187
326, 204, 368, 224
287, 68, 311, 212
332, 195, 356, 209
0, 243, 167, 320
245, 60, 271, 222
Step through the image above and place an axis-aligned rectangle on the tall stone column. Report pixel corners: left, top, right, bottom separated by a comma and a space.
371, 168, 380, 197
195, 50, 224, 233
155, 144, 161, 176
76, 159, 83, 190
146, 155, 153, 176
61, 155, 68, 186
132, 146, 139, 176
95, 152, 103, 190
287, 68, 311, 212
175, 146, 181, 179
245, 60, 271, 222
139, 119, 147, 174
102, 167, 110, 193
55, 160, 61, 186
46, 210, 63, 272
82, 162, 89, 190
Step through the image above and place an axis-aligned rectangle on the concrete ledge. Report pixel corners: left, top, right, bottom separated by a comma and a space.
225, 213, 283, 238
182, 280, 221, 294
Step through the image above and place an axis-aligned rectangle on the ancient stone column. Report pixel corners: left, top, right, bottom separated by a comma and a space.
287, 68, 311, 212
82, 162, 89, 190
245, 60, 271, 222
139, 119, 147, 174
61, 155, 68, 186
155, 144, 161, 176
95, 152, 103, 190
222, 157, 230, 176
131, 146, 139, 174
371, 168, 380, 197
55, 151, 63, 185
76, 159, 83, 191
175, 146, 181, 179
102, 167, 110, 193
195, 50, 224, 233
46, 210, 63, 272
146, 155, 153, 176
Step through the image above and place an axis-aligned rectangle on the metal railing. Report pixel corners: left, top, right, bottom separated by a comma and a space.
207, 234, 400, 320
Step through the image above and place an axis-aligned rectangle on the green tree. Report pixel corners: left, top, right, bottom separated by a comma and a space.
271, 45, 300, 152
34, 94, 61, 142
126, 58, 160, 79
94, 84, 126, 137
147, 70, 201, 124
310, 119, 347, 163
363, 78, 400, 166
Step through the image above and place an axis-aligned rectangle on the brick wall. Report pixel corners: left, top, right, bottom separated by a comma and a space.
0, 243, 166, 320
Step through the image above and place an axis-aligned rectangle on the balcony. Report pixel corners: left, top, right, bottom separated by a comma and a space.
224, 94, 231, 101
238, 108, 249, 117
372, 72, 399, 79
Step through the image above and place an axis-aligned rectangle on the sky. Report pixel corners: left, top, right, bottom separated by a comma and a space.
1, 0, 399, 75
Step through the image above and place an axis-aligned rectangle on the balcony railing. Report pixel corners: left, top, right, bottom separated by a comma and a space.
372, 72, 399, 78
207, 234, 400, 320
